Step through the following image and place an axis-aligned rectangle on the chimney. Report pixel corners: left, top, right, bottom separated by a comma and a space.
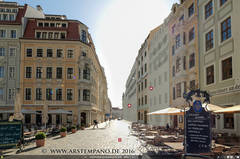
36, 5, 43, 12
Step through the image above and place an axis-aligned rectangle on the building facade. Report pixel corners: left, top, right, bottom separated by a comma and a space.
0, 1, 44, 120
198, 0, 240, 135
168, 0, 199, 128
148, 19, 170, 127
136, 38, 149, 124
122, 61, 137, 122
0, 1, 111, 128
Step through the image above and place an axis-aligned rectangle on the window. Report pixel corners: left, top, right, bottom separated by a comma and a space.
82, 51, 86, 57
3, 14, 7, 21
183, 56, 186, 70
0, 48, 5, 56
10, 30, 16, 38
138, 112, 140, 120
42, 32, 47, 39
25, 67, 32, 78
172, 24, 176, 34
9, 14, 14, 21
145, 95, 147, 104
67, 68, 73, 79
50, 23, 55, 27
141, 56, 143, 61
0, 88, 3, 100
46, 88, 52, 100
221, 17, 231, 42
78, 68, 81, 79
67, 49, 74, 58
0, 67, 4, 78
0, 30, 6, 38
184, 81, 187, 93
190, 80, 195, 90
37, 49, 43, 57
36, 32, 41, 38
9, 48, 16, 57
183, 32, 186, 45
206, 65, 214, 85
56, 23, 61, 27
172, 45, 175, 55
48, 32, 53, 39
224, 113, 234, 129
62, 23, 66, 28
176, 56, 181, 72
60, 33, 66, 39
25, 114, 31, 124
189, 53, 195, 68
141, 82, 143, 91
144, 51, 146, 57
8, 89, 15, 100
36, 67, 42, 79
78, 89, 81, 101
188, 3, 194, 17
206, 30, 214, 51
141, 97, 144, 105
220, 0, 228, 6
38, 22, 43, 27
57, 49, 63, 58
47, 49, 53, 57
83, 89, 90, 101
25, 88, 31, 100
26, 48, 32, 57
54, 32, 59, 39
83, 64, 90, 80
46, 67, 52, 79
145, 79, 147, 88
56, 89, 62, 101
176, 83, 181, 98
56, 67, 62, 79
44, 23, 49, 27
144, 63, 147, 72
189, 27, 195, 41
138, 84, 140, 92
36, 88, 42, 100
173, 87, 176, 100
141, 67, 143, 75
172, 66, 175, 77
205, 1, 213, 19
222, 57, 232, 80
9, 67, 15, 79
176, 34, 181, 49
81, 30, 87, 43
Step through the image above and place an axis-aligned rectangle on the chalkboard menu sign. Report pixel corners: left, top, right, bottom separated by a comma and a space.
0, 121, 23, 149
186, 106, 211, 153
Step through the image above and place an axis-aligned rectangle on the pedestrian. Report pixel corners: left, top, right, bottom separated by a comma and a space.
93, 120, 98, 129
166, 123, 169, 130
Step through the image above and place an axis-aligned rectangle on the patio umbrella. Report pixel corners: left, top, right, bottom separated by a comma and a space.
214, 105, 240, 113
147, 107, 184, 115
202, 103, 224, 112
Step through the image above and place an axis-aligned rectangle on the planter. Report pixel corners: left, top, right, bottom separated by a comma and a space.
36, 139, 45, 147
71, 129, 77, 133
60, 131, 67, 137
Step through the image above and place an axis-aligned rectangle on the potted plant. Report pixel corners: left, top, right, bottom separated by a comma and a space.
60, 127, 67, 137
35, 132, 46, 147
71, 125, 77, 133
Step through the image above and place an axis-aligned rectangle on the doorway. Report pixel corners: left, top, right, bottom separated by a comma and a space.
81, 112, 86, 126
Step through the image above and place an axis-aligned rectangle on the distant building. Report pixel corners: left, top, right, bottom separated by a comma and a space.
111, 107, 122, 119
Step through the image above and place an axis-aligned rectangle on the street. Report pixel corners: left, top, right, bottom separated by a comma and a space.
4, 120, 144, 157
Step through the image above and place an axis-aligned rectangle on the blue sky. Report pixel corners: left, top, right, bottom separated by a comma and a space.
7, 0, 178, 108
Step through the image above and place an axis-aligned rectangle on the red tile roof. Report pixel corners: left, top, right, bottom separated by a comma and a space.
0, 4, 27, 25
23, 19, 80, 41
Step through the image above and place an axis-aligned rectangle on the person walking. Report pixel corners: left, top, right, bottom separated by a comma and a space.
93, 120, 98, 129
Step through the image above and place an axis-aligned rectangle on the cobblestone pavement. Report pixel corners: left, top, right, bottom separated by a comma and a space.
4, 120, 145, 157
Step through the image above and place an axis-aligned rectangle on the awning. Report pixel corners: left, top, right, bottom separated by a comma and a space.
147, 107, 184, 115
214, 105, 240, 113
48, 109, 72, 114
0, 109, 36, 114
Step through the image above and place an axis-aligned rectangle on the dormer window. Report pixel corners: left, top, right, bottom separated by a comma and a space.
44, 23, 49, 27
48, 32, 53, 39
36, 32, 41, 38
42, 32, 47, 39
9, 14, 14, 21
56, 23, 61, 28
62, 23, 66, 28
54, 32, 59, 39
60, 33, 66, 39
38, 22, 43, 27
81, 30, 87, 43
50, 23, 55, 27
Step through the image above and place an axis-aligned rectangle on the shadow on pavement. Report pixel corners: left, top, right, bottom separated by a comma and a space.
52, 136, 62, 140
16, 146, 40, 154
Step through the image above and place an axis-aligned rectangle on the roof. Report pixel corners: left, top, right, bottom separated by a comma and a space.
23, 18, 80, 41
